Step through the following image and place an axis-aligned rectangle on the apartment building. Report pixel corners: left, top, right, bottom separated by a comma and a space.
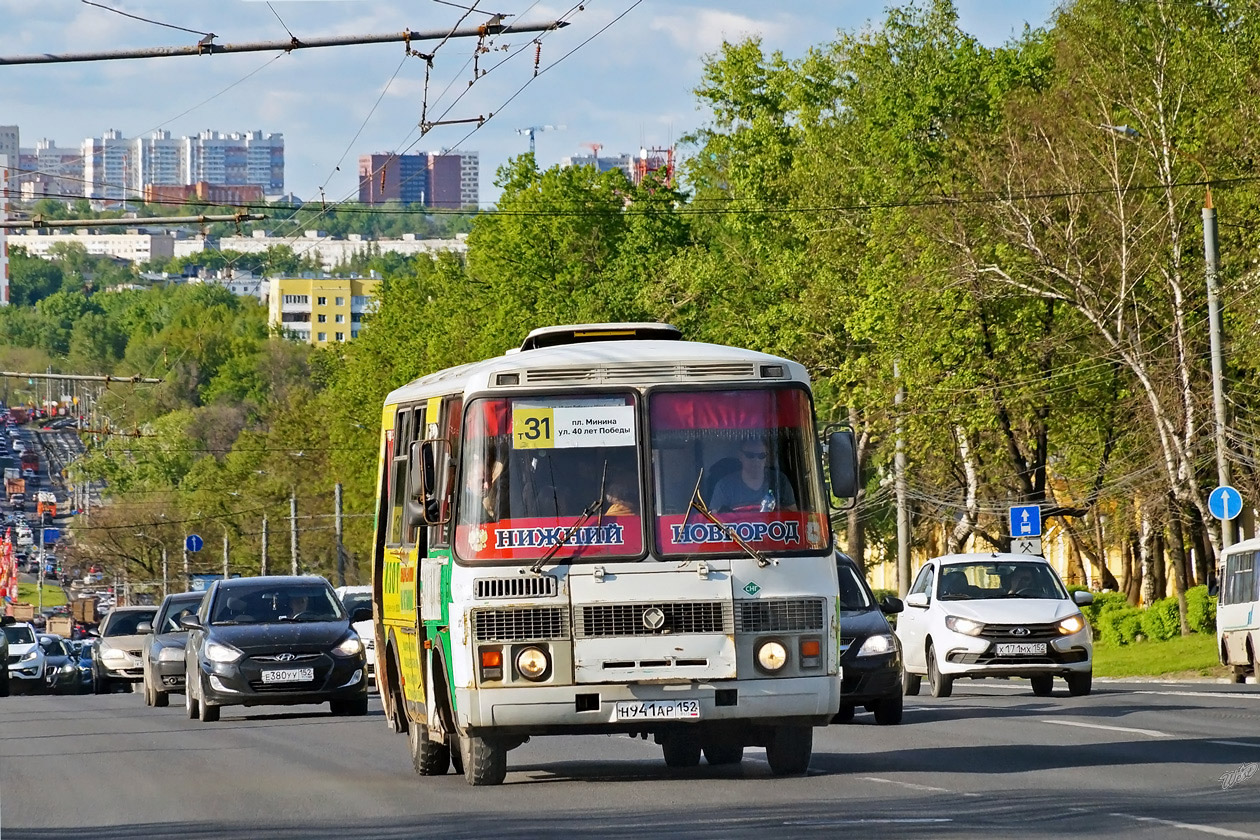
8, 230, 176, 263
268, 275, 381, 345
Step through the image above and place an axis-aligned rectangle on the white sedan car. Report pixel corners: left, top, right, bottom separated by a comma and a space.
896, 553, 1093, 698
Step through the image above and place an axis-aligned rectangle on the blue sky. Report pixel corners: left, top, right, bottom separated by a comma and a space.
0, 1, 1059, 206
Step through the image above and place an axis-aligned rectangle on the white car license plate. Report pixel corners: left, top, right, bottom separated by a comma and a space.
995, 643, 1047, 656
260, 667, 314, 684
614, 699, 701, 721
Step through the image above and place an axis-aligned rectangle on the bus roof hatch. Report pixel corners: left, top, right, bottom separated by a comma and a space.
518, 322, 682, 352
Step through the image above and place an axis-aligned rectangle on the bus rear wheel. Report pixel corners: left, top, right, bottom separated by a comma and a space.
409, 721, 450, 776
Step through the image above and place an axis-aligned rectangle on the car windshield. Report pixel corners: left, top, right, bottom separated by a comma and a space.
102, 610, 157, 636
650, 387, 830, 556
155, 596, 204, 633
837, 563, 873, 611
40, 638, 66, 656
3, 625, 35, 645
340, 593, 371, 615
455, 393, 644, 564
937, 562, 1068, 601
209, 583, 346, 625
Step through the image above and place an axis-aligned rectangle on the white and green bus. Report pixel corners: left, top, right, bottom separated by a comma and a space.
371, 323, 858, 785
1218, 536, 1260, 682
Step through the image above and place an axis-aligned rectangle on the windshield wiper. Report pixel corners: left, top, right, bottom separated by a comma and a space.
684, 470, 771, 568
529, 462, 608, 575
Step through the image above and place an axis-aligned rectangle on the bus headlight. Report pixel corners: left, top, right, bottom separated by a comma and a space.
756, 640, 788, 673
515, 647, 549, 681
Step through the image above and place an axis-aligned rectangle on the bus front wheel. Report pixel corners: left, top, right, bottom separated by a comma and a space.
766, 725, 812, 776
460, 732, 507, 786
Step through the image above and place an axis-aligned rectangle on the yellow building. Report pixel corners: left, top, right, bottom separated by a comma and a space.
267, 276, 380, 346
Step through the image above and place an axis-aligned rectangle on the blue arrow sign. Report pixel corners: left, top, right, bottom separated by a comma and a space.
1009, 505, 1042, 537
185, 534, 204, 552
1209, 486, 1243, 521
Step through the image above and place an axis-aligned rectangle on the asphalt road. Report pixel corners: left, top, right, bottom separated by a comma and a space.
3, 680, 1260, 839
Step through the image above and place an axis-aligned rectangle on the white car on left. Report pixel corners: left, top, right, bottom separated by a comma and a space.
4, 621, 47, 694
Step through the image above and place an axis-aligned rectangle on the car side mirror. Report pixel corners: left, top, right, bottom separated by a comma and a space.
350, 607, 372, 624
86, 628, 100, 638
136, 621, 152, 634
827, 430, 858, 499
879, 595, 904, 615
905, 592, 929, 609
1072, 591, 1094, 606
178, 614, 203, 631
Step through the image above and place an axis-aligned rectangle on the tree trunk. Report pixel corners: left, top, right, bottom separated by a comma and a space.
1122, 527, 1142, 606
1139, 508, 1158, 608
1189, 510, 1209, 590
845, 405, 868, 576
1167, 494, 1191, 636
1152, 530, 1166, 601
945, 426, 979, 554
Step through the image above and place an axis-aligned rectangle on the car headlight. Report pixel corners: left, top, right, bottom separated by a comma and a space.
944, 615, 985, 636
101, 647, 128, 662
157, 646, 184, 662
60, 663, 76, 673
332, 635, 364, 657
756, 640, 789, 672
21, 650, 40, 663
856, 633, 895, 657
1057, 614, 1086, 635
204, 641, 243, 664
515, 646, 549, 681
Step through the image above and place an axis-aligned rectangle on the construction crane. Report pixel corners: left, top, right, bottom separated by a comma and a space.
516, 124, 564, 156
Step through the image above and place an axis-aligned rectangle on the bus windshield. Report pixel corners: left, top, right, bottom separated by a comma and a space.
455, 393, 644, 563
649, 387, 830, 556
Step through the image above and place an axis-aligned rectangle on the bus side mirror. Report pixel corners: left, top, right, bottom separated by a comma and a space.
827, 430, 858, 499
408, 440, 447, 526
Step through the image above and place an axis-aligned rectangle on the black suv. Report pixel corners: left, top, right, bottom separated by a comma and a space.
834, 552, 904, 725
181, 575, 370, 722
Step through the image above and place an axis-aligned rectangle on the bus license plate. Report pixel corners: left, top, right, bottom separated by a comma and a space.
261, 667, 314, 684
995, 643, 1046, 656
614, 700, 701, 721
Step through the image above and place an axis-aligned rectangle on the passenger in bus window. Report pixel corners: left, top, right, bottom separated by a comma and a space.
710, 438, 797, 513
602, 474, 638, 517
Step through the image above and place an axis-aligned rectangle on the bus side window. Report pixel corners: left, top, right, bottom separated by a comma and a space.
385, 406, 413, 547
403, 406, 426, 546
431, 396, 462, 548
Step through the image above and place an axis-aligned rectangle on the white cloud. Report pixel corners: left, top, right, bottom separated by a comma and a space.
649, 8, 793, 57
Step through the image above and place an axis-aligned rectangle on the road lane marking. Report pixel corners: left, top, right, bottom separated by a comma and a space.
785, 818, 953, 826
1039, 719, 1170, 738
862, 776, 982, 797
1136, 691, 1260, 701
1209, 740, 1260, 750
1109, 812, 1260, 839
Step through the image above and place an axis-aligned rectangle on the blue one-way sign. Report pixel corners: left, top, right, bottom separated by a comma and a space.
185, 534, 204, 552
1209, 486, 1243, 521
1010, 505, 1042, 538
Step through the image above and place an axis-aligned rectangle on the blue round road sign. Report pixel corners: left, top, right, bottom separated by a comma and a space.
185, 534, 204, 552
1209, 486, 1243, 521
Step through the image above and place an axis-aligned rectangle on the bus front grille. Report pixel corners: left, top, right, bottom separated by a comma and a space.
576, 602, 733, 638
735, 598, 826, 633
474, 575, 558, 600
472, 607, 569, 642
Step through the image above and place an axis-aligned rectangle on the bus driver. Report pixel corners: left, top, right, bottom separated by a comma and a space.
710, 438, 796, 513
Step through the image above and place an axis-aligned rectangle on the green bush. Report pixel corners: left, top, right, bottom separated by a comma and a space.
1186, 585, 1217, 634
1099, 606, 1145, 646
1140, 596, 1180, 642
1082, 591, 1130, 634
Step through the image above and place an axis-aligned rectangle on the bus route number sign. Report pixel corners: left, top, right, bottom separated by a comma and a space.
513, 404, 635, 450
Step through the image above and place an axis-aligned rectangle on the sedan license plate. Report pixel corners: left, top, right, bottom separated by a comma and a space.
614, 699, 701, 721
995, 643, 1047, 656
261, 667, 314, 684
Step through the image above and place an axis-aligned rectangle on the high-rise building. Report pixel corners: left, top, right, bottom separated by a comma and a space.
459, 152, 480, 208
132, 129, 183, 195
0, 153, 11, 306
357, 152, 428, 205
0, 127, 18, 165
427, 153, 463, 209
82, 129, 130, 200
561, 151, 635, 181
185, 130, 284, 193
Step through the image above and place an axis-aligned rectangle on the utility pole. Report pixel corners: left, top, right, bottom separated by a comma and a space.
182, 541, 189, 593
894, 359, 911, 596
1204, 197, 1232, 550
161, 544, 168, 600
223, 530, 230, 579
260, 516, 269, 577
335, 483, 346, 587
290, 492, 299, 576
